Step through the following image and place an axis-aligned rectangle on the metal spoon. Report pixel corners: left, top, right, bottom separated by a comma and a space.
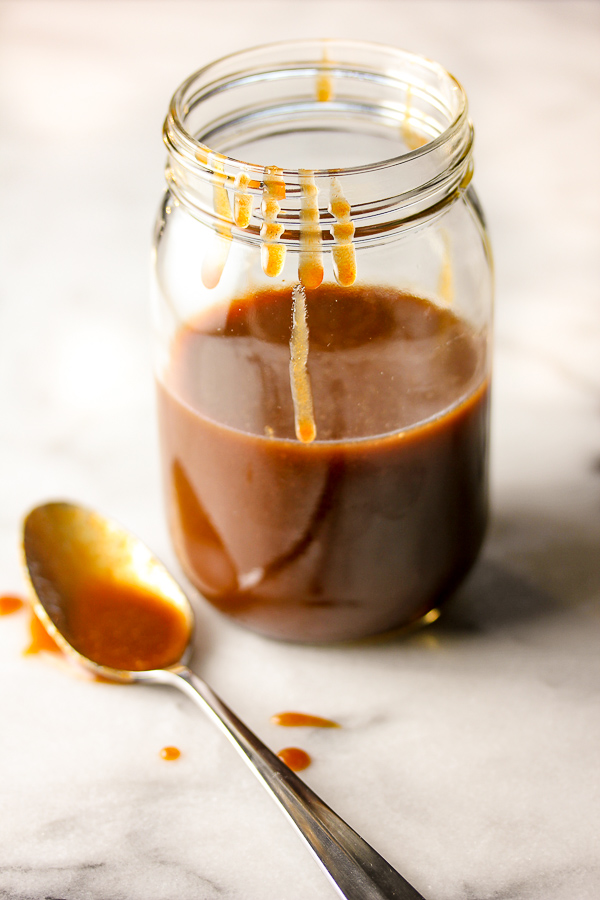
22, 501, 426, 900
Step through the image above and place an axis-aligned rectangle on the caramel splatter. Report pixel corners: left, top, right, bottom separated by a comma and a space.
271, 711, 340, 728
160, 746, 181, 761
0, 594, 24, 615
277, 747, 311, 771
24, 607, 61, 655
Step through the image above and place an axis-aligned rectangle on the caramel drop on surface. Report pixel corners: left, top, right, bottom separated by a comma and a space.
0, 594, 24, 615
271, 711, 340, 728
24, 608, 61, 655
160, 746, 181, 761
201, 153, 233, 289
277, 746, 311, 772
260, 166, 286, 277
289, 283, 316, 443
298, 169, 323, 289
329, 178, 356, 286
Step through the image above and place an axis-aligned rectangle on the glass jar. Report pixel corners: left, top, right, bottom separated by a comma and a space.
152, 40, 493, 643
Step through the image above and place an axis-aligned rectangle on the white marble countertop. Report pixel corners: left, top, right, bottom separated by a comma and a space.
1, 2, 599, 898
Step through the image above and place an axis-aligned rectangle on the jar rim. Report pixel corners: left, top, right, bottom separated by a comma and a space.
165, 38, 470, 179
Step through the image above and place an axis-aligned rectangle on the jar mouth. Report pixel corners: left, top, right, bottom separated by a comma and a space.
163, 39, 473, 240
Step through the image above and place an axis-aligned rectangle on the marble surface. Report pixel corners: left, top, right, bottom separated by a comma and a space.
1, 2, 599, 898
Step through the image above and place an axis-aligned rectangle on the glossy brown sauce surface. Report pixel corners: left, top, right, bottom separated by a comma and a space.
54, 576, 189, 671
271, 711, 339, 728
158, 284, 489, 641
277, 747, 312, 771
0, 594, 25, 616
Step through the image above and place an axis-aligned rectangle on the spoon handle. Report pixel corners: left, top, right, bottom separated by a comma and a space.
150, 665, 426, 900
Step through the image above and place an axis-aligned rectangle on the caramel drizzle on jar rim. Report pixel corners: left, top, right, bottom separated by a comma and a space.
298, 170, 324, 289
201, 152, 232, 289
315, 44, 333, 103
438, 229, 454, 305
194, 151, 359, 291
401, 85, 429, 152
260, 166, 286, 277
289, 282, 316, 443
329, 178, 356, 287
233, 169, 252, 228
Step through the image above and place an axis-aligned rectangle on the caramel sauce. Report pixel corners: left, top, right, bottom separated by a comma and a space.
328, 178, 356, 286
315, 47, 333, 102
233, 169, 252, 228
160, 745, 181, 761
54, 577, 189, 671
289, 282, 316, 443
157, 284, 489, 642
271, 711, 339, 728
401, 85, 429, 151
277, 746, 311, 771
298, 169, 324, 289
0, 594, 24, 615
438, 230, 454, 305
316, 74, 333, 103
202, 153, 233, 289
261, 166, 286, 277
24, 607, 61, 655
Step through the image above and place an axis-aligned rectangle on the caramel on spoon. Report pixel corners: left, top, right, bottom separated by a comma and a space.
22, 501, 425, 900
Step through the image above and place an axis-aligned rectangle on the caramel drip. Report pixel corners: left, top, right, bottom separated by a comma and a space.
201, 153, 232, 289
271, 711, 340, 728
160, 746, 181, 761
316, 46, 333, 102
298, 170, 324, 289
401, 85, 429, 151
289, 282, 316, 443
438, 230, 454, 305
0, 594, 24, 615
328, 178, 356, 286
261, 166, 286, 277
277, 747, 311, 771
233, 169, 252, 228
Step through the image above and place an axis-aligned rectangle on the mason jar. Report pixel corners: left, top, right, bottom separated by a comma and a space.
152, 40, 493, 643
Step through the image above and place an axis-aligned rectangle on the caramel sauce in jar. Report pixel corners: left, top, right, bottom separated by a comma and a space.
156, 42, 493, 642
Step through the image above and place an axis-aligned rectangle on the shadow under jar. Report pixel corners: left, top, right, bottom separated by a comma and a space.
153, 40, 493, 643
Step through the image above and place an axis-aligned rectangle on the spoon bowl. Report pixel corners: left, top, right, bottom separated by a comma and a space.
22, 500, 426, 900
23, 501, 194, 680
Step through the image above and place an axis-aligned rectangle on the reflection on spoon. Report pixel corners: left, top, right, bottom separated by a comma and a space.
22, 501, 426, 900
